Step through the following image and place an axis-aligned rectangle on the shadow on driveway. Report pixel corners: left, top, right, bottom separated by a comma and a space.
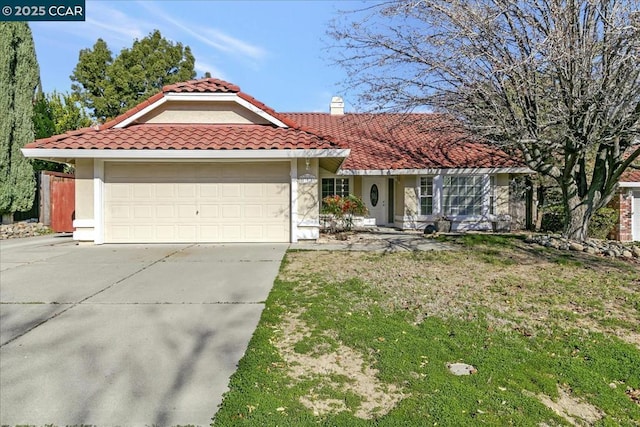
0, 239, 286, 425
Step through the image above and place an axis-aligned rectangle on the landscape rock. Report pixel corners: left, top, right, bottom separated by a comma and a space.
0, 221, 51, 239
526, 234, 640, 261
447, 362, 477, 376
569, 242, 584, 252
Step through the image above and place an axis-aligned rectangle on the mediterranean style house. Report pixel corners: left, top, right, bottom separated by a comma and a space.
22, 78, 533, 244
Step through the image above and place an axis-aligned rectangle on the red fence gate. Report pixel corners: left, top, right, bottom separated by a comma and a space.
42, 172, 75, 233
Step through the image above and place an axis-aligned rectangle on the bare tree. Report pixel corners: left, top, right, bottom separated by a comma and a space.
329, 0, 640, 241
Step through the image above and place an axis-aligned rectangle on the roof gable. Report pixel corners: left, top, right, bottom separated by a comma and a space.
100, 78, 297, 130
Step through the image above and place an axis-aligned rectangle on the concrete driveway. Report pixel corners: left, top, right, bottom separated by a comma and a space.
0, 235, 287, 426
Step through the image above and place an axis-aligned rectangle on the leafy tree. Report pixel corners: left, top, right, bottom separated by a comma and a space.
71, 30, 196, 122
69, 38, 113, 122
33, 93, 55, 141
330, 0, 640, 241
33, 91, 92, 172
0, 23, 39, 223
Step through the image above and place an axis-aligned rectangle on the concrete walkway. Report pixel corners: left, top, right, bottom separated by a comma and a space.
291, 228, 456, 252
0, 236, 286, 426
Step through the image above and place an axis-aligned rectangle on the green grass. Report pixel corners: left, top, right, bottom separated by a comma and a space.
213, 235, 640, 426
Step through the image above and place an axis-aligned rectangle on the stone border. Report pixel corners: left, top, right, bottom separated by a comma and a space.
1, 222, 52, 240
525, 234, 640, 259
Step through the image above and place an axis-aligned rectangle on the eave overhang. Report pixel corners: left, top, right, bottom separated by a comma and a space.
21, 148, 350, 161
337, 167, 534, 176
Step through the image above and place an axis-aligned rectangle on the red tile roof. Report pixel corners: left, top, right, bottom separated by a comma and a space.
620, 145, 640, 183
285, 113, 522, 170
621, 169, 640, 182
24, 77, 523, 170
163, 78, 241, 93
26, 124, 341, 151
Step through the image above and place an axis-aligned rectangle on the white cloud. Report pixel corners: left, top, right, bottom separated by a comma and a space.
137, 1, 268, 63
198, 28, 267, 60
85, 2, 148, 42
32, 1, 153, 52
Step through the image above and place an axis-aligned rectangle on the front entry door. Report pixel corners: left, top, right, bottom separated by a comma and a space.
363, 177, 387, 226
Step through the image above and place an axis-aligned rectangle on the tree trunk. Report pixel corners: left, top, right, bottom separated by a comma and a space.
535, 185, 545, 232
563, 200, 591, 242
2, 213, 14, 225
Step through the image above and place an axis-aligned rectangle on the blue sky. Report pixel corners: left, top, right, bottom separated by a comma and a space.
30, 0, 365, 113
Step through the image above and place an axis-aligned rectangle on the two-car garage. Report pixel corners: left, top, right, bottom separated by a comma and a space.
103, 162, 291, 243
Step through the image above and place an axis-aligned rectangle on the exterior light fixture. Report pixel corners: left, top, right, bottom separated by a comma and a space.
299, 158, 317, 184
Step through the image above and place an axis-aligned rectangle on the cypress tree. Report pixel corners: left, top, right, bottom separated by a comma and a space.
0, 23, 40, 223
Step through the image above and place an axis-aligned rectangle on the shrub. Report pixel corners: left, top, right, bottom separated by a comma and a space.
321, 195, 368, 231
540, 204, 564, 233
588, 207, 618, 240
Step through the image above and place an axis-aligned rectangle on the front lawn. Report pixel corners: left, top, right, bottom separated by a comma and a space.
213, 235, 640, 426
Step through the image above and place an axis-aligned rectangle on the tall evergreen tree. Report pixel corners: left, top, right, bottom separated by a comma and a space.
0, 23, 40, 223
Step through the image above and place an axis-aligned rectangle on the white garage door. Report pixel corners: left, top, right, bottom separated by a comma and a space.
104, 162, 290, 243
633, 191, 640, 241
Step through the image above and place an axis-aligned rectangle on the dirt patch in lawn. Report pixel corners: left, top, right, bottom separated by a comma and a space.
524, 386, 604, 426
273, 310, 406, 419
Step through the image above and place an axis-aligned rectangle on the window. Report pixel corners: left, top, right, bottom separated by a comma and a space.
321, 178, 349, 200
443, 176, 484, 216
419, 177, 434, 215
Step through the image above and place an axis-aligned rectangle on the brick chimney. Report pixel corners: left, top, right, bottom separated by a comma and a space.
330, 96, 344, 115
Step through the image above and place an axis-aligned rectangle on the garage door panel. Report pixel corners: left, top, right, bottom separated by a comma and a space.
244, 205, 263, 218
243, 184, 263, 198
265, 204, 288, 218
200, 225, 220, 240
155, 184, 175, 198
222, 184, 241, 197
133, 206, 153, 218
104, 162, 290, 243
132, 225, 154, 241
222, 205, 241, 218
156, 205, 175, 218
176, 184, 197, 198
109, 205, 131, 219
265, 225, 288, 240
199, 205, 219, 218
177, 225, 197, 241
245, 225, 263, 240
199, 184, 218, 197
177, 204, 197, 218
133, 184, 153, 199
221, 225, 242, 240
109, 185, 130, 200
155, 225, 175, 240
